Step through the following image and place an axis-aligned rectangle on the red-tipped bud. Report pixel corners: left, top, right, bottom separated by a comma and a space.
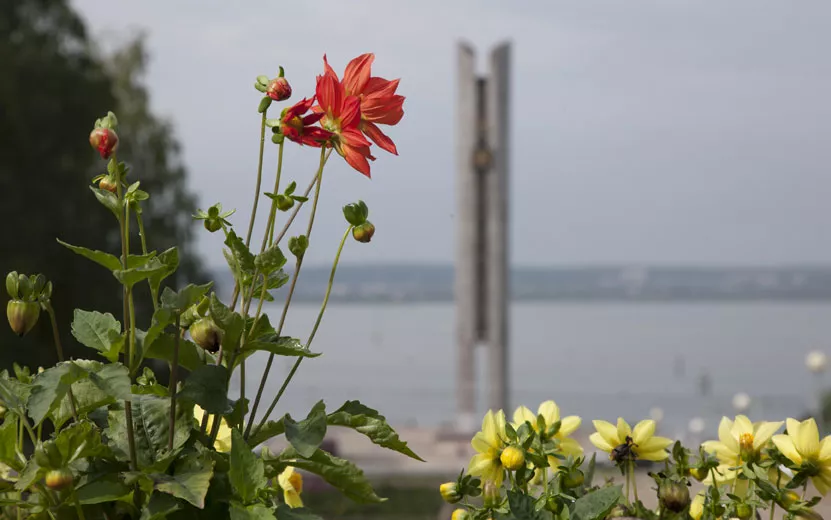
89, 128, 119, 159
189, 317, 222, 353
352, 222, 375, 243
98, 175, 118, 193
7, 300, 40, 337
266, 77, 292, 101
44, 468, 73, 490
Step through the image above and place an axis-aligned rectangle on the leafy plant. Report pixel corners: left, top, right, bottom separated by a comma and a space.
0, 53, 414, 518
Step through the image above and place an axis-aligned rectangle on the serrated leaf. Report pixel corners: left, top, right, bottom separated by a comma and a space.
106, 394, 192, 469
14, 459, 42, 491
572, 485, 622, 520
231, 502, 277, 520
247, 419, 286, 448
57, 239, 121, 271
507, 490, 551, 520
113, 257, 169, 288
275, 505, 322, 520
51, 362, 130, 428
0, 372, 30, 410
178, 365, 231, 415
284, 401, 327, 458
160, 282, 214, 312
327, 400, 422, 461
267, 447, 383, 504
0, 414, 19, 468
91, 186, 122, 217
153, 451, 215, 509
144, 333, 209, 372
224, 231, 256, 280
210, 294, 245, 353
27, 362, 88, 425
54, 420, 108, 463
251, 269, 290, 302
255, 245, 287, 275
240, 337, 319, 362
148, 247, 179, 298
71, 309, 123, 362
230, 429, 266, 503
140, 493, 182, 520
76, 477, 131, 504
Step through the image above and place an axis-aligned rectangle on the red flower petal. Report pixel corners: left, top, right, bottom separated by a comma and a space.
362, 121, 398, 155
361, 95, 404, 125
340, 96, 362, 129
342, 144, 373, 177
340, 126, 371, 148
343, 53, 374, 96
322, 54, 339, 81
363, 77, 399, 98
315, 74, 344, 118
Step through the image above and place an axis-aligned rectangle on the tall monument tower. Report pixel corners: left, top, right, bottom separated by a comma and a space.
455, 42, 511, 431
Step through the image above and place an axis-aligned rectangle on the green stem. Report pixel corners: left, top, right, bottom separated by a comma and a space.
115, 164, 139, 472
230, 112, 269, 311
254, 225, 350, 433
770, 468, 781, 520
18, 412, 37, 445
625, 462, 631, 506
44, 302, 78, 421
263, 140, 285, 250
71, 487, 87, 520
630, 459, 639, 503
135, 210, 158, 311
168, 314, 181, 451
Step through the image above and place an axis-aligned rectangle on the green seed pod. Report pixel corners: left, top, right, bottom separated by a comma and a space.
276, 194, 295, 212
562, 469, 584, 489
7, 300, 40, 337
189, 317, 222, 353
736, 503, 753, 520
352, 221, 375, 243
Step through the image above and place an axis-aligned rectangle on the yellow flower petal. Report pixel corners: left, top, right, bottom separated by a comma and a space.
538, 401, 560, 426
786, 418, 801, 441
798, 418, 820, 459
717, 416, 739, 452
752, 421, 783, 450
638, 435, 673, 453
690, 492, 705, 520
773, 434, 803, 465
616, 417, 631, 441
731, 415, 753, 438
589, 432, 614, 452
593, 420, 620, 447
819, 436, 831, 463
631, 420, 656, 446
815, 469, 831, 496
513, 406, 535, 429
701, 440, 738, 466
493, 410, 507, 441
472, 432, 491, 453
637, 448, 669, 461
468, 453, 497, 476
558, 437, 584, 457
482, 410, 498, 446
558, 416, 581, 437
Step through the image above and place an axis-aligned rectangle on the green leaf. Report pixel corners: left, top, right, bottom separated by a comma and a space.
140, 493, 182, 520
106, 394, 192, 469
230, 429, 266, 504
0, 414, 20, 469
71, 309, 123, 362
144, 333, 209, 372
76, 477, 130, 504
231, 502, 277, 520
251, 269, 290, 302
178, 365, 231, 415
240, 337, 320, 362
0, 371, 30, 410
507, 490, 551, 520
27, 362, 88, 425
327, 400, 423, 461
113, 256, 170, 289
153, 451, 215, 509
148, 247, 180, 298
57, 239, 121, 271
224, 231, 256, 284
90, 185, 122, 217
268, 447, 383, 504
275, 505, 323, 520
255, 245, 287, 275
50, 363, 130, 428
160, 282, 214, 312
54, 420, 108, 463
210, 294, 245, 353
14, 459, 43, 491
284, 401, 327, 458
572, 485, 622, 520
247, 419, 286, 448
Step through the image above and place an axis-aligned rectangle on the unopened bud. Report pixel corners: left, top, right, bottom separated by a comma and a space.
98, 175, 118, 193
276, 194, 295, 212
440, 482, 461, 504
451, 509, 470, 520
189, 317, 222, 353
352, 222, 375, 243
688, 467, 707, 482
658, 480, 690, 513
266, 77, 292, 101
606, 505, 630, 519
562, 469, 584, 488
736, 503, 753, 520
7, 300, 40, 337
89, 127, 119, 159
44, 468, 73, 490
288, 235, 308, 260
500, 446, 525, 471
483, 480, 500, 508
777, 490, 800, 509
204, 218, 223, 233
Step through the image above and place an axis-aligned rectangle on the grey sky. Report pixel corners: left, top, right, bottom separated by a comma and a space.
71, 0, 831, 268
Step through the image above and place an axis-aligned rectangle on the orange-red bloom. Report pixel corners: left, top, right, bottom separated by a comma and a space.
280, 97, 332, 147
322, 53, 404, 155
314, 73, 375, 177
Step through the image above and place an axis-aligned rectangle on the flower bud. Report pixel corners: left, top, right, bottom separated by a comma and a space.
189, 317, 222, 353
482, 480, 500, 508
562, 469, 584, 489
266, 77, 292, 101
736, 503, 753, 520
7, 300, 40, 337
352, 222, 375, 243
0, 405, 5, 419
98, 175, 118, 194
289, 235, 308, 260
89, 127, 119, 159
44, 468, 73, 490
606, 505, 630, 519
776, 490, 800, 509
276, 194, 295, 212
439, 482, 461, 504
658, 480, 690, 513
688, 467, 707, 482
204, 218, 223, 233
451, 509, 470, 520
499, 446, 525, 471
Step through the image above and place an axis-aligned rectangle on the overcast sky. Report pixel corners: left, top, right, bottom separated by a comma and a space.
71, 1, 831, 268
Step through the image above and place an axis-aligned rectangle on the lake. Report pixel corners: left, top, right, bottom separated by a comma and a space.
234, 302, 831, 440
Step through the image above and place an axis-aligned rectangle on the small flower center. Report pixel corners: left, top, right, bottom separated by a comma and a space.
286, 116, 304, 132
739, 432, 754, 454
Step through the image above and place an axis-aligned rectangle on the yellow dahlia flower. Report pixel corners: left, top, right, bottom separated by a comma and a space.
589, 418, 672, 461
512, 400, 583, 458
468, 410, 508, 485
701, 415, 782, 483
773, 418, 831, 495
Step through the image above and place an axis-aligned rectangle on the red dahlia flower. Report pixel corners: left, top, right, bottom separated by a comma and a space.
280, 97, 332, 147
314, 73, 375, 177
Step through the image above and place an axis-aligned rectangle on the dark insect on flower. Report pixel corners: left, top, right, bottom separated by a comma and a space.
610, 435, 637, 463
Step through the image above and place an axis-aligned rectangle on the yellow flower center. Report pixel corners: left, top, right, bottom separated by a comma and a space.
286, 116, 304, 132
739, 432, 754, 453
287, 472, 302, 493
